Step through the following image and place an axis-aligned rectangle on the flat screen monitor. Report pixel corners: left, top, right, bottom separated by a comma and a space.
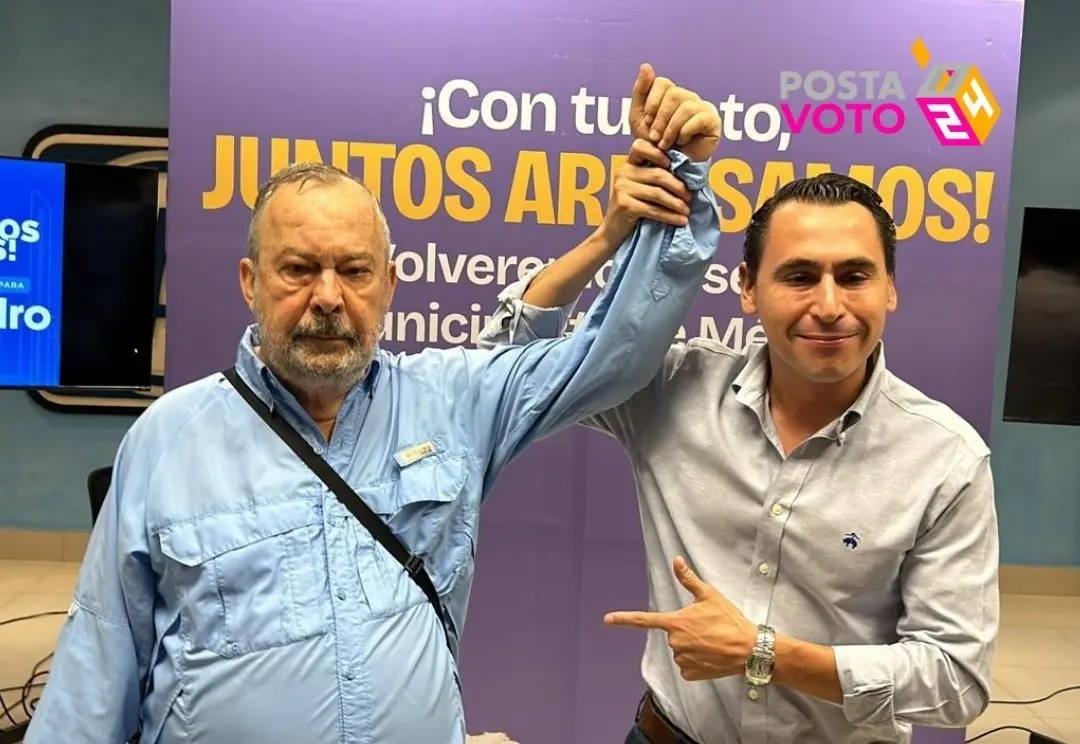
1002, 206, 1080, 426
0, 155, 159, 390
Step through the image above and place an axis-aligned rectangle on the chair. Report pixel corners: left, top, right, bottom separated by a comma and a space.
87, 466, 113, 527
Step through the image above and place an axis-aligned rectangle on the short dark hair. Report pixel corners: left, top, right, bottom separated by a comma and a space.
741, 173, 896, 286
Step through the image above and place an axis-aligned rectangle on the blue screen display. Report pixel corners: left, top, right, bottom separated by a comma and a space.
0, 158, 66, 387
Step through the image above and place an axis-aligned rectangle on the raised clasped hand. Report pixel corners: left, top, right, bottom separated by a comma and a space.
628, 63, 721, 162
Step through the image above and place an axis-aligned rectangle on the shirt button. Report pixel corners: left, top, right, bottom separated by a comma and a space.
344, 667, 355, 680
758, 562, 770, 576
771, 504, 784, 517
314, 444, 325, 455
337, 590, 346, 601
748, 688, 760, 700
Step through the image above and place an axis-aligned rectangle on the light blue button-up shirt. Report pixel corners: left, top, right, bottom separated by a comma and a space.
26, 151, 720, 744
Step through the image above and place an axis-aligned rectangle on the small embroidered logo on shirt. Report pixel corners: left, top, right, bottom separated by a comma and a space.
842, 532, 860, 549
394, 441, 438, 467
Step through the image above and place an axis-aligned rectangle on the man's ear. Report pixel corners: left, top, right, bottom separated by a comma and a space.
240, 257, 257, 313
738, 262, 757, 315
382, 260, 398, 310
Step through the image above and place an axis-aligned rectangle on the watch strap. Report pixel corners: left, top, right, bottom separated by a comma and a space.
744, 623, 776, 686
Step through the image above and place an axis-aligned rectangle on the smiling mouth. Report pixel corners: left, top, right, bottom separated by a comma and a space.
799, 335, 856, 344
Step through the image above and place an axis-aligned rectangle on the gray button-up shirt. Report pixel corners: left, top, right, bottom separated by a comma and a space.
477, 274, 999, 744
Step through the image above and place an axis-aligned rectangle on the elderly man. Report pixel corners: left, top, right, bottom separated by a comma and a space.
25, 67, 722, 744
478, 125, 999, 744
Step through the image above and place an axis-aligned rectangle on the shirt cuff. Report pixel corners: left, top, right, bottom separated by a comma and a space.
489, 264, 578, 344
833, 644, 896, 726
666, 148, 711, 191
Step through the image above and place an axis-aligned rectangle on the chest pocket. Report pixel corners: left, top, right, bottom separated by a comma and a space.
370, 453, 473, 594
157, 499, 330, 659
787, 500, 910, 619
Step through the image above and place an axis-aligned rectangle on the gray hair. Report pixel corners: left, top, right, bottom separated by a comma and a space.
246, 161, 392, 263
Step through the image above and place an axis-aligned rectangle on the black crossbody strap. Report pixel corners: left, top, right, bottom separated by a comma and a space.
221, 367, 452, 650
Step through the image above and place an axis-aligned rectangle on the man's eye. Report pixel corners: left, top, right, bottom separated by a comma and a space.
282, 264, 313, 278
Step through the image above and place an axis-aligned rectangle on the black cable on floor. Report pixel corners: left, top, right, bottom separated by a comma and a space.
0, 689, 21, 731
965, 681, 1080, 742
0, 610, 67, 739
966, 724, 1041, 742
966, 682, 1080, 741
0, 611, 67, 629
19, 655, 51, 722
990, 683, 1080, 706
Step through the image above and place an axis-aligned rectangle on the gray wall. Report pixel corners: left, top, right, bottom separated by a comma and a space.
0, 0, 1076, 568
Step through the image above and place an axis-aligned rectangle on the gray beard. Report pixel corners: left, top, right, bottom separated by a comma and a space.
261, 330, 376, 391
254, 304, 382, 392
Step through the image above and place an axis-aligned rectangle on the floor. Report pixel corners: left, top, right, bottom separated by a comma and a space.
1, 560, 1078, 742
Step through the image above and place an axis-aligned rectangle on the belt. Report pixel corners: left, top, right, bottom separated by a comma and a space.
637, 691, 701, 744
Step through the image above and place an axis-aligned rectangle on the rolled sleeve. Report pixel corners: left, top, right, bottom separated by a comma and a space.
476, 265, 578, 349
833, 454, 998, 730
833, 644, 899, 725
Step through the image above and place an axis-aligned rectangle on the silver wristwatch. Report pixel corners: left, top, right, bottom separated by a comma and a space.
744, 624, 776, 687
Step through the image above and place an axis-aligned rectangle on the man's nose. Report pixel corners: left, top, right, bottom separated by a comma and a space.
811, 276, 843, 322
311, 269, 344, 312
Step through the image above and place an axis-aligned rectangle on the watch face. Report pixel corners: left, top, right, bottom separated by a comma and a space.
746, 655, 772, 684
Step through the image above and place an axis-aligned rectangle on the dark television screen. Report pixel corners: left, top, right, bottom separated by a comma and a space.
1002, 206, 1080, 426
0, 155, 159, 390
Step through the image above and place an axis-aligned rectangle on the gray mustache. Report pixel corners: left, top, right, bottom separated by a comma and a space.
292, 315, 361, 343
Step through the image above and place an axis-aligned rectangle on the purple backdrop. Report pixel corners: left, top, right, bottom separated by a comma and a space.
167, 1, 1023, 742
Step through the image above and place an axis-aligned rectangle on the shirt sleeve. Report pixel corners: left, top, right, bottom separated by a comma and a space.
475, 264, 579, 350
25, 433, 158, 743
440, 149, 719, 492
831, 454, 999, 729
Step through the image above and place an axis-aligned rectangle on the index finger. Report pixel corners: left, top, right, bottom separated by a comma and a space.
604, 610, 678, 629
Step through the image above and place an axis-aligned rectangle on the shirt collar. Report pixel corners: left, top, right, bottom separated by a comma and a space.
232, 323, 381, 415
731, 340, 888, 438
841, 342, 887, 430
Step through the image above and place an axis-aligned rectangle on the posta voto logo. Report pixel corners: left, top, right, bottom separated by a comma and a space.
912, 37, 1001, 147
777, 37, 1001, 148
